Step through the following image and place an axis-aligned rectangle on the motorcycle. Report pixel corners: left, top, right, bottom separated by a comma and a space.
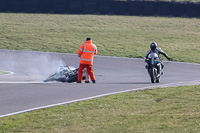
146, 53, 162, 83
43, 65, 88, 83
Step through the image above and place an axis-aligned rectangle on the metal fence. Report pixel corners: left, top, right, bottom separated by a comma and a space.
0, 0, 200, 17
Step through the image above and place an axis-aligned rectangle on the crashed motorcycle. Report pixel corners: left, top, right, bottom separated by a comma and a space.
145, 53, 162, 83
43, 65, 87, 83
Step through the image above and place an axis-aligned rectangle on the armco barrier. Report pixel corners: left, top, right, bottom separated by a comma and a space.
187, 2, 200, 17
0, 0, 200, 18
98, 0, 112, 14
157, 1, 171, 16
68, 0, 83, 14
143, 1, 157, 16
52, 0, 68, 14
9, 0, 24, 12
112, 0, 128, 15
171, 1, 187, 17
128, 0, 143, 15
24, 0, 39, 13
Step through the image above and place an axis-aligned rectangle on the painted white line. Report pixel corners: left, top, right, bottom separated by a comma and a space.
0, 85, 156, 118
0, 81, 44, 84
0, 80, 200, 118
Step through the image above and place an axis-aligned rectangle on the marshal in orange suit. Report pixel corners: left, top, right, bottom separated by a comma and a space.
77, 37, 97, 83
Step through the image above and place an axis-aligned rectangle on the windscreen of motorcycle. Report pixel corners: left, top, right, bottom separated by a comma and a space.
148, 53, 159, 65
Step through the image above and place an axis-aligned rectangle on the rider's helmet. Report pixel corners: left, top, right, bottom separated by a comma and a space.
150, 42, 157, 51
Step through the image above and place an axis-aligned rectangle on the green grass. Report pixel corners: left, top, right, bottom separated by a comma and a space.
0, 13, 200, 133
0, 13, 200, 63
0, 85, 200, 133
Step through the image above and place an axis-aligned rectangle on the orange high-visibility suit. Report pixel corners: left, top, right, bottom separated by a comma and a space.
77, 39, 97, 83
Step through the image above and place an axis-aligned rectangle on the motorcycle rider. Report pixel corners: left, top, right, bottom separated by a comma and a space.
144, 42, 172, 75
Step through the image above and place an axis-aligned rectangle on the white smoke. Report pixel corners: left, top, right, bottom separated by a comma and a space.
0, 50, 66, 76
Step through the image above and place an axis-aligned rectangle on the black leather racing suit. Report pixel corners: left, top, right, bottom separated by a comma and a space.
144, 48, 170, 75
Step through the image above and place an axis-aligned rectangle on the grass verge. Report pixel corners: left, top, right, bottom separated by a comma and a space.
0, 85, 200, 133
0, 13, 200, 63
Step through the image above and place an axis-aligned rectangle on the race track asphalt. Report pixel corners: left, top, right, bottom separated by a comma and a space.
0, 49, 200, 117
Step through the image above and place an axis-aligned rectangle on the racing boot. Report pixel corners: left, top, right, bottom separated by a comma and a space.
145, 64, 148, 69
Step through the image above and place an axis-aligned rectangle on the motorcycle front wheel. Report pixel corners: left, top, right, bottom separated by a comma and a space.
149, 68, 157, 83
156, 77, 160, 83
43, 76, 55, 82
